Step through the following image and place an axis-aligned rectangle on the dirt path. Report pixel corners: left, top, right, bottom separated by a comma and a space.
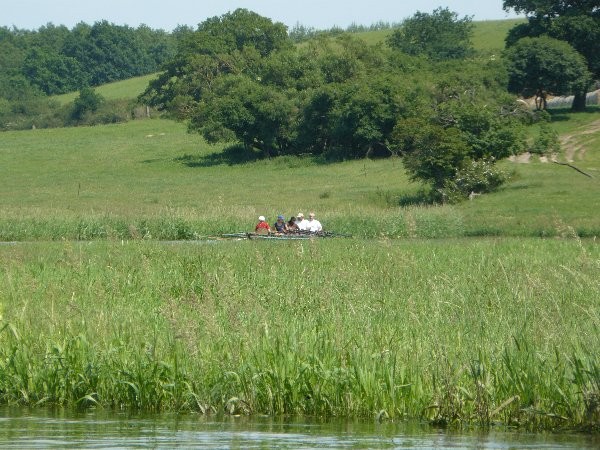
509, 118, 600, 164
560, 119, 600, 162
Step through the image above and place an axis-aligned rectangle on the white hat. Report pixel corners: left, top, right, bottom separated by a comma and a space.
297, 212, 304, 218
258, 215, 265, 221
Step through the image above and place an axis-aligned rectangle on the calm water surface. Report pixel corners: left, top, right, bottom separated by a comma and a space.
0, 407, 597, 449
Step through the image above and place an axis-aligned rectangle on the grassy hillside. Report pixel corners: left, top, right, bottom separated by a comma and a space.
471, 19, 524, 52
52, 73, 158, 105
354, 19, 524, 52
1, 108, 598, 240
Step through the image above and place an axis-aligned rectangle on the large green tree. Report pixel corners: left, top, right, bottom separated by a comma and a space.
140, 9, 289, 117
193, 74, 296, 156
22, 47, 87, 94
503, 36, 591, 108
503, 0, 600, 110
387, 7, 474, 60
390, 60, 525, 201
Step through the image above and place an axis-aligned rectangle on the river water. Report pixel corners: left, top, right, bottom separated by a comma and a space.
0, 407, 597, 449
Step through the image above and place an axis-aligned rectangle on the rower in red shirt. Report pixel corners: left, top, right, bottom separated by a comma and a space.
255, 215, 271, 234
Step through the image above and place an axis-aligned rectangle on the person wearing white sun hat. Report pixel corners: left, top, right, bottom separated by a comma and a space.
255, 215, 271, 234
296, 212, 309, 231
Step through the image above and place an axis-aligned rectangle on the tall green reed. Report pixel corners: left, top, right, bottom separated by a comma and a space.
0, 238, 598, 430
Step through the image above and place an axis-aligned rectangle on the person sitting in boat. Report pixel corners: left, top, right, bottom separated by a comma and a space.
273, 215, 287, 233
296, 212, 309, 231
255, 216, 271, 234
306, 212, 323, 232
287, 216, 300, 233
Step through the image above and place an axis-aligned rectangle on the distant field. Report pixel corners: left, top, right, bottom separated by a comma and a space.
470, 19, 524, 52
340, 19, 524, 51
52, 73, 158, 105
0, 107, 598, 241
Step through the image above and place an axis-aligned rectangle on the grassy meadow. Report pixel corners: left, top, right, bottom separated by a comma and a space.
0, 108, 599, 241
0, 111, 599, 429
0, 19, 599, 430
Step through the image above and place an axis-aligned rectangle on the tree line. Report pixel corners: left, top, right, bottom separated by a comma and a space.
0, 21, 188, 95
0, 21, 195, 129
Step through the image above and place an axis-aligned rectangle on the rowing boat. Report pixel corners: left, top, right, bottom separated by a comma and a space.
220, 231, 351, 240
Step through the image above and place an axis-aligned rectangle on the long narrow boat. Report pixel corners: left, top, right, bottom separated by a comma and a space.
220, 231, 351, 240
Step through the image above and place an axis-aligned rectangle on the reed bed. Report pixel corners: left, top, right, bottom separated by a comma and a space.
1, 237, 598, 430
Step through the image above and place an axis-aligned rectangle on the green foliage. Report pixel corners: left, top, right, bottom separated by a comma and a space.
0, 21, 175, 97
22, 47, 88, 95
195, 8, 290, 57
439, 158, 509, 203
139, 11, 527, 190
70, 87, 104, 122
389, 62, 525, 201
297, 70, 407, 158
503, 0, 600, 110
0, 22, 176, 128
504, 36, 592, 98
394, 120, 471, 190
140, 9, 288, 117
193, 75, 296, 156
530, 122, 560, 155
386, 7, 474, 60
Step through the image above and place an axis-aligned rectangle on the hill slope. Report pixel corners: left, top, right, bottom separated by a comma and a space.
0, 107, 598, 240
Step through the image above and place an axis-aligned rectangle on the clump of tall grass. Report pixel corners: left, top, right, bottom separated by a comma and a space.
0, 207, 466, 241
0, 238, 598, 430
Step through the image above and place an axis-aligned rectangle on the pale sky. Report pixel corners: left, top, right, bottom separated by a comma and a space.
3, 1, 521, 31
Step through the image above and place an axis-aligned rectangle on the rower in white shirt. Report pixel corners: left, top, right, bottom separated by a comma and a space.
296, 212, 309, 231
305, 212, 322, 232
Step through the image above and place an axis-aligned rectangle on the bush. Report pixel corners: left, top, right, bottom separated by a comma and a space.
438, 158, 509, 203
70, 87, 104, 122
530, 122, 560, 155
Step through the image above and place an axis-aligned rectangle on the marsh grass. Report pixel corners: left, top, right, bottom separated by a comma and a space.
1, 238, 598, 429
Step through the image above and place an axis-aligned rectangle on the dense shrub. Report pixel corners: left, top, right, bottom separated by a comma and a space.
439, 158, 509, 203
530, 122, 560, 155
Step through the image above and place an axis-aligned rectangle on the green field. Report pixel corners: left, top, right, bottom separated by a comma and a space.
1, 108, 599, 241
52, 73, 158, 106
0, 110, 599, 429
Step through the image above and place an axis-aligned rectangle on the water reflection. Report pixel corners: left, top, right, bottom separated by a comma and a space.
0, 407, 597, 449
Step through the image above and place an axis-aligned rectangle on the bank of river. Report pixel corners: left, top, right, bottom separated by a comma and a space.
0, 407, 598, 449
